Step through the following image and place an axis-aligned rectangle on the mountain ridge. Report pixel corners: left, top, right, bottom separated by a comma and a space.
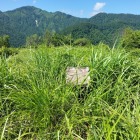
1, 6, 140, 47
2, 6, 140, 18
0, 6, 86, 46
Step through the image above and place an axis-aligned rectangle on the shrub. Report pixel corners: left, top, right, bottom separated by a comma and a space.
121, 28, 140, 48
0, 47, 19, 57
73, 38, 91, 46
0, 35, 10, 48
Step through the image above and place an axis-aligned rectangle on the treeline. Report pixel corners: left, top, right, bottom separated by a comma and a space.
26, 30, 92, 48
1, 28, 140, 50
26, 28, 140, 48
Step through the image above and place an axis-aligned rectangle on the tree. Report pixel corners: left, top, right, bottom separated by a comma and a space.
0, 35, 10, 48
64, 34, 74, 46
51, 33, 66, 46
121, 28, 140, 48
43, 30, 52, 47
26, 34, 42, 48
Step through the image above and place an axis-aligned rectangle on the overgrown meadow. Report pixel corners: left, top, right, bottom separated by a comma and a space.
0, 44, 140, 139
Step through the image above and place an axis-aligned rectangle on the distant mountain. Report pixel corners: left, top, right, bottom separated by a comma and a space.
62, 22, 109, 44
0, 6, 86, 47
62, 13, 140, 45
1, 6, 140, 47
89, 13, 140, 26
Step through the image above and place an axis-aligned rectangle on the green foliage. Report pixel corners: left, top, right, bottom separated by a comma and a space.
0, 47, 19, 57
0, 46, 140, 139
51, 33, 64, 46
0, 35, 10, 48
61, 22, 124, 46
62, 13, 140, 46
89, 13, 140, 27
26, 34, 42, 48
121, 28, 140, 48
51, 33, 73, 46
73, 38, 91, 46
43, 31, 73, 47
62, 23, 107, 45
0, 35, 14, 57
130, 48, 140, 58
43, 30, 53, 47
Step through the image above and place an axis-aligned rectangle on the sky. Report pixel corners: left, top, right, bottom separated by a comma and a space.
1, 0, 140, 18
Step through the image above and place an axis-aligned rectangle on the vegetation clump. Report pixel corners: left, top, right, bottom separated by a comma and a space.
121, 28, 140, 48
73, 38, 91, 46
0, 35, 19, 57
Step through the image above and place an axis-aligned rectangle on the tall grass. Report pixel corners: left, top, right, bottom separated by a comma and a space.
0, 45, 140, 139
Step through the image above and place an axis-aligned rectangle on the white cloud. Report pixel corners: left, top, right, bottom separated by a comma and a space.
94, 2, 106, 11
91, 2, 106, 16
33, 0, 37, 4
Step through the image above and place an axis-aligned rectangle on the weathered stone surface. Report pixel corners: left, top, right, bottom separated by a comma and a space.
66, 67, 90, 85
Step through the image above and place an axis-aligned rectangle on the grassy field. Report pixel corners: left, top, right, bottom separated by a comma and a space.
0, 44, 140, 139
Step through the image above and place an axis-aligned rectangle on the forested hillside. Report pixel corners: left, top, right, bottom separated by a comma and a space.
1, 6, 140, 47
62, 13, 140, 45
61, 22, 110, 45
0, 6, 86, 47
89, 13, 140, 26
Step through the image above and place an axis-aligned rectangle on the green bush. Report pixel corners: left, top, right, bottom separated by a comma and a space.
0, 47, 19, 57
73, 38, 91, 46
121, 28, 140, 48
0, 35, 10, 48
